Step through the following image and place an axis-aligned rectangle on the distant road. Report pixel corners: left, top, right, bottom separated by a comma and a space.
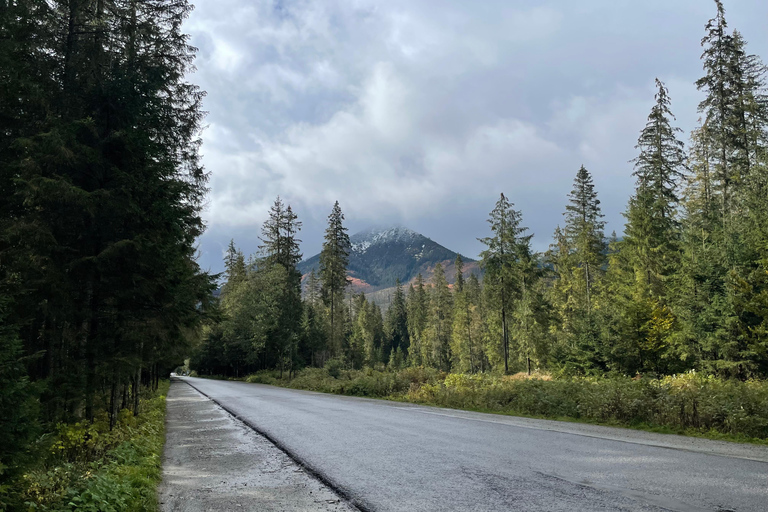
180, 377, 768, 512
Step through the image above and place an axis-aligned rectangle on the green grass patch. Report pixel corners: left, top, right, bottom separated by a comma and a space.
7, 381, 169, 512
238, 368, 768, 444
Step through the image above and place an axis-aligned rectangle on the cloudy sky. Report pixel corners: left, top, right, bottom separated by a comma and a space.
184, 0, 768, 274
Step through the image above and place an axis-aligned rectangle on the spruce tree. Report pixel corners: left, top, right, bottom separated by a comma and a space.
0, 299, 39, 489
384, 279, 409, 361
512, 243, 549, 375
607, 80, 687, 374
2, 0, 214, 425
223, 240, 247, 295
451, 256, 483, 373
407, 276, 428, 366
479, 193, 530, 373
260, 197, 303, 278
258, 197, 303, 375
319, 201, 351, 357
423, 263, 452, 370
548, 167, 606, 373
675, 0, 768, 377
564, 166, 606, 312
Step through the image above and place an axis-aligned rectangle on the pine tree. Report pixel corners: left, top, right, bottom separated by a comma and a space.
384, 279, 409, 362
564, 166, 606, 312
222, 240, 247, 295
674, 0, 768, 377
407, 276, 428, 366
349, 293, 368, 368
605, 80, 688, 374
423, 263, 452, 370
479, 193, 530, 373
319, 201, 351, 357
2, 0, 214, 425
547, 167, 607, 373
451, 256, 483, 373
546, 226, 575, 350
258, 197, 303, 376
305, 270, 321, 306
0, 299, 39, 488
512, 243, 549, 374
696, 1, 741, 222
259, 197, 303, 278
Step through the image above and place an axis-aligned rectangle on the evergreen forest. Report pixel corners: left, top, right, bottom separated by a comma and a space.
2, 0, 768, 506
0, 0, 214, 504
193, 1, 768, 383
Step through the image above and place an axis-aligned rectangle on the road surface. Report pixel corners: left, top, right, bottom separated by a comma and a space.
179, 377, 768, 512
159, 381, 357, 511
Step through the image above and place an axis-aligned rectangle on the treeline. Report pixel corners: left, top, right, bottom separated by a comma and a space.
0, 0, 213, 495
193, 1, 768, 382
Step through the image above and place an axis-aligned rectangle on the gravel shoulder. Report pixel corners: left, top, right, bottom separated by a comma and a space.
158, 379, 357, 512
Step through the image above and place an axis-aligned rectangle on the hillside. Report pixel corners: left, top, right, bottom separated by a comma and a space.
298, 226, 480, 297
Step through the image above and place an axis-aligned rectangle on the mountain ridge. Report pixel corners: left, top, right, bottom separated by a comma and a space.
298, 225, 479, 294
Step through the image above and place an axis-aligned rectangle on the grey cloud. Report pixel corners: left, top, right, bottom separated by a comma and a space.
186, 0, 768, 273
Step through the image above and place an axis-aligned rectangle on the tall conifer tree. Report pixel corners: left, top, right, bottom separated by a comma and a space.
480, 193, 530, 373
319, 201, 351, 357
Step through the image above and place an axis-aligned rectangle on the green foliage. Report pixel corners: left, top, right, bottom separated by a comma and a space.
192, 1, 768, 400
422, 263, 453, 370
480, 193, 535, 374
0, 300, 39, 491
245, 366, 443, 398
320, 202, 352, 357
384, 280, 409, 361
451, 271, 485, 373
406, 276, 429, 366
237, 369, 768, 441
6, 382, 168, 512
1, 0, 214, 446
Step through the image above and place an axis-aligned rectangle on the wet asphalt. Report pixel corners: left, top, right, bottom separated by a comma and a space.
159, 381, 357, 512
179, 377, 768, 512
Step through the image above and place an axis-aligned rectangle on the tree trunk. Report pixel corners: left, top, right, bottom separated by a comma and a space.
108, 375, 118, 430
501, 306, 509, 375
132, 367, 140, 416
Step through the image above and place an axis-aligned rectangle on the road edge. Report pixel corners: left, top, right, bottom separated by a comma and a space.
188, 376, 768, 464
177, 377, 371, 512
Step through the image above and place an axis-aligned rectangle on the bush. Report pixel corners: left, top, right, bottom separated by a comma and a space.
241, 367, 768, 441
14, 382, 169, 511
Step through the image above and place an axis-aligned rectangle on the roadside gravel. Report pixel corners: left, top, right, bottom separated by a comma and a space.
158, 379, 357, 512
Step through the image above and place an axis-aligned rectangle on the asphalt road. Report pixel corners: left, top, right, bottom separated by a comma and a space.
159, 381, 356, 512
180, 377, 768, 512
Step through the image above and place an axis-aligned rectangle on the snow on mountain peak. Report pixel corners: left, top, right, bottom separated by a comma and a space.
351, 226, 420, 254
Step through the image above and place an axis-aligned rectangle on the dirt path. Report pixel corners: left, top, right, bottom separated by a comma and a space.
158, 379, 357, 512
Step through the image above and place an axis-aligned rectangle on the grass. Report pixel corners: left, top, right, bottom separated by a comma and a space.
7, 381, 169, 512
228, 367, 768, 445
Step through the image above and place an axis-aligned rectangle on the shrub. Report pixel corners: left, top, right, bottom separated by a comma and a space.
16, 382, 169, 511
238, 367, 768, 440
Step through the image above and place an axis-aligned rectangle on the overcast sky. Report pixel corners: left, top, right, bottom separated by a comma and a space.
184, 0, 768, 275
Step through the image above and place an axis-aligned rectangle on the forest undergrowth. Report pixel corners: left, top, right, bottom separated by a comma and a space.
1, 381, 169, 512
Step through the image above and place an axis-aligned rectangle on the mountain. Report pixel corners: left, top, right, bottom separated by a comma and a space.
298, 226, 480, 295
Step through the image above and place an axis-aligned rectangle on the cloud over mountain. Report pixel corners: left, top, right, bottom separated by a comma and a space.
185, 0, 768, 274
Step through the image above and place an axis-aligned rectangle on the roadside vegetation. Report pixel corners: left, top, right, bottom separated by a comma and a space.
192, 1, 768, 448
1, 0, 211, 508
1, 382, 168, 511
241, 368, 768, 442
